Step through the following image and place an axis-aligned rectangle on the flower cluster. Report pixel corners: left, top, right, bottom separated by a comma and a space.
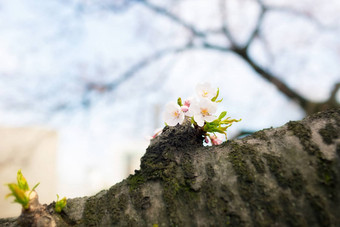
163, 82, 241, 145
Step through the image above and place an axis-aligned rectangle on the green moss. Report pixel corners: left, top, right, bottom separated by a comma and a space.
250, 156, 265, 174
83, 195, 106, 226
279, 193, 306, 227
82, 186, 140, 226
225, 213, 243, 226
127, 172, 146, 191
202, 181, 218, 211
227, 142, 282, 226
252, 130, 268, 140
262, 153, 285, 187
228, 141, 265, 175
316, 157, 337, 200
287, 121, 320, 155
306, 193, 330, 227
205, 163, 215, 178
318, 123, 338, 145
162, 181, 182, 226
161, 165, 202, 226
199, 175, 243, 226
220, 184, 234, 202
227, 148, 254, 196
181, 153, 196, 180
108, 194, 129, 224
287, 120, 338, 200
263, 153, 305, 197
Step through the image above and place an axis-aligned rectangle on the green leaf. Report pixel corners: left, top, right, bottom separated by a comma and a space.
221, 118, 241, 124
209, 128, 226, 134
219, 125, 231, 131
17, 170, 29, 191
55, 194, 67, 213
191, 117, 196, 125
216, 98, 223, 103
31, 183, 40, 192
7, 183, 29, 209
218, 111, 227, 120
211, 88, 219, 102
208, 119, 221, 126
28, 182, 40, 198
177, 97, 182, 106
203, 122, 216, 131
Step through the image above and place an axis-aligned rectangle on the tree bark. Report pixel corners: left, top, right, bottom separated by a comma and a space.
1, 108, 340, 226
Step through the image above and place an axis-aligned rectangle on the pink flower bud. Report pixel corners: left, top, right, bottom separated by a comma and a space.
210, 135, 222, 145
211, 138, 222, 145
181, 105, 189, 112
184, 100, 191, 107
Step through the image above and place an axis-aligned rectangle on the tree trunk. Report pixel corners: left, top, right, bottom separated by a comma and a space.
1, 108, 340, 226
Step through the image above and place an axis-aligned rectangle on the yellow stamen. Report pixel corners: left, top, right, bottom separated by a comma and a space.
201, 108, 209, 116
173, 111, 180, 118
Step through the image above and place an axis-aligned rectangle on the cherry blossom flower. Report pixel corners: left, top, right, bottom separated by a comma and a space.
191, 98, 217, 126
181, 97, 195, 116
210, 135, 223, 145
163, 102, 185, 126
181, 105, 189, 113
159, 83, 240, 146
183, 99, 191, 107
196, 82, 217, 100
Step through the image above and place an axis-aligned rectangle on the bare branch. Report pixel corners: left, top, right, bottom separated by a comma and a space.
137, 0, 206, 38
328, 82, 340, 103
202, 42, 231, 53
89, 44, 194, 93
128, 0, 310, 112
88, 0, 336, 116
232, 47, 309, 110
243, 0, 267, 50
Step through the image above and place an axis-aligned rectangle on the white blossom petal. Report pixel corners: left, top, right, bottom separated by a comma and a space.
194, 115, 205, 127
191, 98, 217, 126
196, 82, 216, 100
204, 115, 216, 122
163, 102, 185, 126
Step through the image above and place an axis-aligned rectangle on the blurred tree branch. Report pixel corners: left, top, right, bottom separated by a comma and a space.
86, 0, 339, 115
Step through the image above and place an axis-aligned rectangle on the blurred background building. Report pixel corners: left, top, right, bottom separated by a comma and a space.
0, 0, 339, 218
0, 127, 57, 217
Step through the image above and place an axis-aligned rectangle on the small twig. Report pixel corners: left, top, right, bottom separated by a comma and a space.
137, 0, 206, 38
89, 44, 194, 93
232, 47, 309, 110
243, 0, 267, 50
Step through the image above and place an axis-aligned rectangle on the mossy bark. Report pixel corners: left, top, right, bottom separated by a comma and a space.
2, 108, 340, 226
